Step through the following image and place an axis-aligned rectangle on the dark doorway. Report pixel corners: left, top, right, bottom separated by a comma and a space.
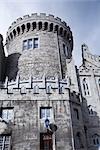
40, 133, 53, 150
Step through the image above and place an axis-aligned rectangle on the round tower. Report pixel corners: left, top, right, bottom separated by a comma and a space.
6, 13, 73, 80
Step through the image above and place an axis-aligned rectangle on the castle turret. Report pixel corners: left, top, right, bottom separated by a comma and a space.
6, 13, 73, 80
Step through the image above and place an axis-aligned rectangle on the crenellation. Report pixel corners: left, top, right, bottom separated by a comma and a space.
3, 76, 70, 95
6, 13, 73, 45
23, 15, 30, 19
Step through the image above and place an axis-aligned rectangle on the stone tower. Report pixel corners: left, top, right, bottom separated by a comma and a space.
1, 13, 98, 150
6, 13, 73, 80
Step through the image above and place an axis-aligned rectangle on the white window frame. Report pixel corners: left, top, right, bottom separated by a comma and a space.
23, 37, 39, 51
40, 107, 52, 120
0, 135, 11, 150
2, 108, 14, 123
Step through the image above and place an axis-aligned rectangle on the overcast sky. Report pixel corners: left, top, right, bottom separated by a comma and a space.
0, 0, 100, 66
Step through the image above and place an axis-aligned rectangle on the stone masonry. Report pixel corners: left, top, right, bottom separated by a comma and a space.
0, 13, 100, 150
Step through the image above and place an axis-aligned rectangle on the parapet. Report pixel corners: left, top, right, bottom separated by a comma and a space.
81, 44, 100, 68
6, 13, 73, 51
3, 75, 70, 94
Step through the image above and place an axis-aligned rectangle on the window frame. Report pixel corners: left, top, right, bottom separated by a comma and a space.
40, 107, 52, 119
22, 37, 39, 51
0, 135, 11, 150
74, 108, 79, 120
1, 107, 14, 123
63, 43, 68, 58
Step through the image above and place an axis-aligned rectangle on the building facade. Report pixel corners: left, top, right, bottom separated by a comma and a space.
0, 13, 100, 150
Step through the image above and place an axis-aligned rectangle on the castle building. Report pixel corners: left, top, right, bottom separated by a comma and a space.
0, 13, 100, 150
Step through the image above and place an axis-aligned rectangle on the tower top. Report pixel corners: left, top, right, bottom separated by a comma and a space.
6, 13, 73, 52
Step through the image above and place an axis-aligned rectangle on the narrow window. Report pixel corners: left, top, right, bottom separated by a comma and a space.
40, 107, 52, 119
38, 22, 42, 30
44, 22, 48, 30
32, 22, 36, 30
27, 23, 31, 32
0, 135, 11, 150
63, 44, 68, 58
2, 108, 14, 122
49, 23, 53, 31
34, 38, 38, 48
92, 134, 100, 145
83, 78, 90, 96
75, 132, 84, 149
28, 39, 33, 49
98, 79, 100, 88
23, 40, 27, 50
74, 108, 79, 120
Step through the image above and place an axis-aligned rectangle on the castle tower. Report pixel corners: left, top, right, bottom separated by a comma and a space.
0, 14, 87, 150
6, 13, 73, 80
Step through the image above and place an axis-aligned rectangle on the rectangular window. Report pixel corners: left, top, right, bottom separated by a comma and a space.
28, 39, 33, 49
2, 108, 14, 122
0, 135, 11, 150
34, 38, 38, 48
63, 44, 68, 57
23, 40, 27, 50
40, 107, 52, 119
40, 133, 52, 150
23, 38, 38, 50
74, 108, 79, 120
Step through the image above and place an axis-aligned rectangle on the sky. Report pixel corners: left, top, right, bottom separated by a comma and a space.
0, 0, 100, 66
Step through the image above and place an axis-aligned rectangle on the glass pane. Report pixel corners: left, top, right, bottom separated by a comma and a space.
23, 40, 27, 50
63, 44, 68, 57
28, 39, 33, 49
46, 109, 50, 118
5, 136, 10, 143
41, 109, 45, 118
2, 110, 8, 120
8, 110, 14, 121
2, 109, 13, 122
34, 38, 38, 48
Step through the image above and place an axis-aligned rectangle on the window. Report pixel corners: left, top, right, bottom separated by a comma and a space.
75, 132, 84, 149
83, 78, 90, 96
34, 38, 38, 48
74, 108, 79, 120
0, 135, 11, 150
40, 133, 52, 150
23, 40, 27, 50
63, 44, 68, 58
23, 38, 38, 50
28, 39, 32, 49
98, 79, 100, 88
40, 107, 52, 119
92, 134, 100, 146
2, 108, 14, 122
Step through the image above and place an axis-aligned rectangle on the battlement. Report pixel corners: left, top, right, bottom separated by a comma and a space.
82, 44, 100, 68
8, 13, 67, 31
3, 76, 70, 94
6, 13, 73, 51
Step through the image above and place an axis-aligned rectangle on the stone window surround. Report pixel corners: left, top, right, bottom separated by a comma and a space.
40, 107, 52, 119
0, 135, 11, 150
0, 107, 14, 123
23, 37, 39, 51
